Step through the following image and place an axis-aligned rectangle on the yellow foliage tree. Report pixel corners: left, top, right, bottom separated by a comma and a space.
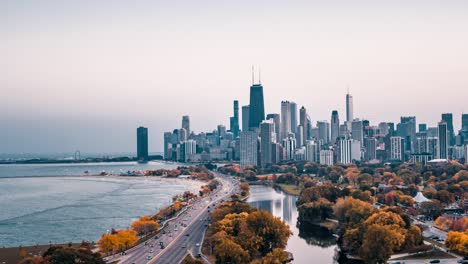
173, 201, 183, 211
445, 230, 468, 256
98, 233, 117, 254
131, 216, 159, 235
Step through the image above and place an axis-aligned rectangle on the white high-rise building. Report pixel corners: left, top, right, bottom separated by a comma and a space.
390, 136, 405, 161
260, 120, 276, 167
305, 140, 321, 162
282, 135, 296, 160
184, 140, 197, 162
320, 150, 334, 166
240, 131, 259, 168
281, 101, 292, 140
338, 138, 352, 164
296, 125, 304, 147
351, 139, 361, 161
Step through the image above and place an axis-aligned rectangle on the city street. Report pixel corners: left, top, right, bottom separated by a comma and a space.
115, 173, 239, 264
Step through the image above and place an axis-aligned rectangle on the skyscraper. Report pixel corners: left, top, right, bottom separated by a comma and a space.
163, 132, 172, 159
462, 114, 468, 131
364, 137, 377, 162
240, 131, 259, 168
442, 113, 455, 146
260, 120, 276, 166
338, 138, 352, 164
182, 115, 190, 135
419, 124, 427, 133
178, 128, 188, 142
305, 140, 321, 162
229, 100, 240, 138
242, 105, 250, 132
248, 84, 265, 129
290, 102, 297, 134
331, 110, 340, 144
217, 125, 226, 138
390, 136, 405, 161
346, 91, 354, 122
266, 113, 281, 144
320, 150, 334, 166
282, 135, 296, 160
351, 120, 364, 146
438, 121, 448, 159
397, 116, 416, 152
280, 101, 292, 141
317, 121, 330, 144
137, 126, 148, 161
299, 107, 308, 144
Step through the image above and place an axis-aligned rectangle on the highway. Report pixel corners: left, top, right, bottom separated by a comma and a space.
115, 173, 239, 264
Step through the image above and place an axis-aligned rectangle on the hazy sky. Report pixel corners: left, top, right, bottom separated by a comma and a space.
2, 0, 468, 154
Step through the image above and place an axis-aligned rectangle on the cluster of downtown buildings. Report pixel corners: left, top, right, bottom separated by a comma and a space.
136, 80, 468, 168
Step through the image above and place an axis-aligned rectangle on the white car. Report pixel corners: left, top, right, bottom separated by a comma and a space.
196, 243, 200, 247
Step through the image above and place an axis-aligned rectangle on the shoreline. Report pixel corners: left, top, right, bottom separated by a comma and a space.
0, 174, 206, 249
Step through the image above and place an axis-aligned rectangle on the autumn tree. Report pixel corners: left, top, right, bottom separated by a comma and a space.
445, 230, 468, 256
98, 233, 117, 254
260, 248, 289, 264
333, 197, 375, 228
214, 238, 250, 264
246, 210, 292, 255
131, 216, 159, 235
359, 224, 405, 264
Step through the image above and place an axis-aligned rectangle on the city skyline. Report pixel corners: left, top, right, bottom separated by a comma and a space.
2, 0, 468, 154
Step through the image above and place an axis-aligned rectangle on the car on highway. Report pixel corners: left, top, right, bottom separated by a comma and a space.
429, 260, 440, 263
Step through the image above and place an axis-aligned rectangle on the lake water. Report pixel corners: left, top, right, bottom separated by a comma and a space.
0, 162, 197, 247
248, 185, 338, 264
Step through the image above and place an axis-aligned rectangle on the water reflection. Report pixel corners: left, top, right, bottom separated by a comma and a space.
248, 185, 338, 264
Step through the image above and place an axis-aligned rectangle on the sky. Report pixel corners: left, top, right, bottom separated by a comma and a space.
1, 0, 468, 154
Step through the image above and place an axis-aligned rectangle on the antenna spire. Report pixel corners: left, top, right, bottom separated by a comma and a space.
259, 67, 261, 84
251, 65, 255, 85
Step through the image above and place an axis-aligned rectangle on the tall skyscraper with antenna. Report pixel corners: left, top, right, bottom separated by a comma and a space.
248, 67, 265, 130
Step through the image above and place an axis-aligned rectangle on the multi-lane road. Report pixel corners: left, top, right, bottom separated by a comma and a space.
113, 173, 239, 264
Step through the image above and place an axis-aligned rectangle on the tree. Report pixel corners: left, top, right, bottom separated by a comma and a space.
240, 183, 250, 196
98, 234, 116, 254
115, 229, 138, 250
445, 231, 468, 256
246, 210, 292, 255
131, 216, 159, 235
418, 201, 443, 219
19, 246, 27, 259
214, 238, 250, 264
333, 197, 375, 228
359, 224, 405, 264
298, 198, 334, 224
261, 248, 289, 264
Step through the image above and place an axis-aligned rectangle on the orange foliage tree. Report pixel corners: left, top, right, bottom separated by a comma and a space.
131, 216, 159, 235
